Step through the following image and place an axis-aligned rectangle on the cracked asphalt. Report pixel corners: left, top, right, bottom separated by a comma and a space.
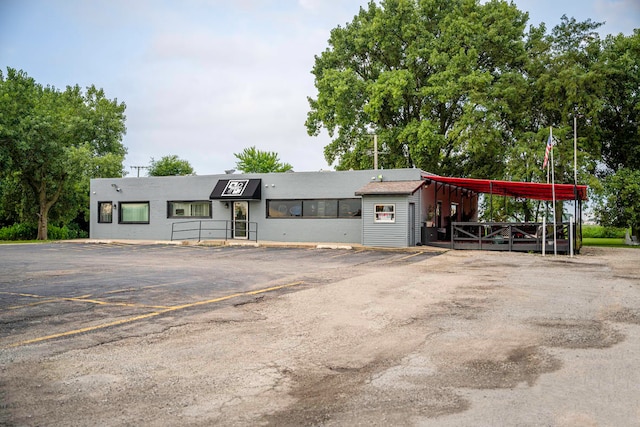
1, 242, 639, 426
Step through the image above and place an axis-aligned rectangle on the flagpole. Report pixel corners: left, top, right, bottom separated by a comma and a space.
574, 116, 578, 186
543, 131, 550, 257
550, 126, 557, 256
574, 115, 578, 254
543, 160, 548, 257
542, 212, 546, 256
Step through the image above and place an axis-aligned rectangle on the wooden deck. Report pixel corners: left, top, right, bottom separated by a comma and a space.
424, 221, 579, 254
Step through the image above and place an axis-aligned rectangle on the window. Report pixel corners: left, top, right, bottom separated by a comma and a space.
269, 200, 302, 217
338, 199, 362, 218
98, 202, 113, 223
374, 204, 395, 223
119, 202, 150, 224
303, 200, 337, 218
267, 199, 361, 218
168, 201, 211, 218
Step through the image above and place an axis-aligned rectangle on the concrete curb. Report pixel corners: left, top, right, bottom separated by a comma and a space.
57, 239, 448, 253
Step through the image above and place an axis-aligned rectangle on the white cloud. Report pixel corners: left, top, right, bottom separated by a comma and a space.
13, 0, 631, 177
119, 5, 336, 175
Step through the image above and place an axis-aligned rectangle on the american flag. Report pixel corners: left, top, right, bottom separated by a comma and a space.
542, 133, 553, 169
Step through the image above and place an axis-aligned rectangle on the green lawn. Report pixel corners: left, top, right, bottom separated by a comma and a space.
582, 237, 639, 248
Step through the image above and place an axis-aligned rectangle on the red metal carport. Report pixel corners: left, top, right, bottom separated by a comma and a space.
420, 174, 588, 254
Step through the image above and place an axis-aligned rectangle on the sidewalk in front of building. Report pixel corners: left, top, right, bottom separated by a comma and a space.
63, 239, 448, 253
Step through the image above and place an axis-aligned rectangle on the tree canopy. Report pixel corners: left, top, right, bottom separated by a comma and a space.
0, 68, 127, 239
147, 155, 195, 176
234, 146, 293, 173
597, 30, 640, 173
307, 0, 532, 177
307, 0, 639, 226
596, 168, 640, 239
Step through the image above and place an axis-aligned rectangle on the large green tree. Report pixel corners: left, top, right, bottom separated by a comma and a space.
0, 68, 127, 239
495, 16, 605, 222
306, 0, 529, 176
307, 0, 627, 224
591, 31, 640, 236
597, 30, 640, 173
596, 168, 640, 240
234, 146, 293, 173
148, 155, 195, 176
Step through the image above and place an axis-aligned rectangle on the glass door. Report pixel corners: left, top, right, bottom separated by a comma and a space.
233, 201, 248, 239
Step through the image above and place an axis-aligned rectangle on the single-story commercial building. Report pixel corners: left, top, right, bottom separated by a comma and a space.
90, 168, 478, 248
90, 168, 587, 250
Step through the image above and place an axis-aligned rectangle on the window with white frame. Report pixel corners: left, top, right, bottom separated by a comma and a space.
119, 202, 150, 224
167, 201, 212, 218
374, 204, 395, 223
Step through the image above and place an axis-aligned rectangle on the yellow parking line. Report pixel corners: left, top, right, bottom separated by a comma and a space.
0, 291, 48, 299
62, 297, 171, 310
247, 281, 303, 294
8, 299, 59, 310
397, 252, 423, 261
5, 312, 163, 348
165, 281, 304, 311
4, 281, 304, 349
1, 291, 53, 310
104, 288, 138, 295
1, 291, 170, 310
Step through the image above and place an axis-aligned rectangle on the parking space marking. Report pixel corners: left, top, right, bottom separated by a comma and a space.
7, 299, 59, 310
4, 281, 304, 349
1, 291, 53, 310
329, 249, 365, 258
62, 296, 172, 309
396, 252, 425, 261
1, 291, 171, 311
104, 288, 140, 295
5, 312, 164, 348
163, 281, 304, 311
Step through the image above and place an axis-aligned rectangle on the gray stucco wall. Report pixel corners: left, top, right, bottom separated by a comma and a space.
90, 168, 423, 245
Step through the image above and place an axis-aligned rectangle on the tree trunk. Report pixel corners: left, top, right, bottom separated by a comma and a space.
35, 180, 62, 241
37, 209, 48, 240
37, 192, 51, 241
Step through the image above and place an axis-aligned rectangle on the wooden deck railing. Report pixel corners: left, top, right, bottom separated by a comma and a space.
445, 221, 578, 253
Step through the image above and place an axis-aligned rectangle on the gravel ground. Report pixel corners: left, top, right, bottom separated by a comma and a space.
2, 246, 639, 426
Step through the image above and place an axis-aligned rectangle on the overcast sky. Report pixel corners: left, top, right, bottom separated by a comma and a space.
1, 0, 638, 176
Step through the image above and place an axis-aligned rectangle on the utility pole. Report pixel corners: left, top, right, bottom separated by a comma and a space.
130, 166, 148, 177
374, 134, 378, 170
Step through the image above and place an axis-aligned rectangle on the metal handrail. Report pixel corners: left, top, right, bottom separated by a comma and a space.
171, 220, 258, 242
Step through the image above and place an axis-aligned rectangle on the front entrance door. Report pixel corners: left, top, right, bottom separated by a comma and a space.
233, 201, 248, 239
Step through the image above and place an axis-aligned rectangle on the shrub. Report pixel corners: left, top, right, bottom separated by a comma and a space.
0, 223, 37, 240
0, 223, 88, 240
582, 224, 626, 239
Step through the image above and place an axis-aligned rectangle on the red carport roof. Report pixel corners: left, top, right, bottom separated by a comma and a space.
423, 175, 587, 201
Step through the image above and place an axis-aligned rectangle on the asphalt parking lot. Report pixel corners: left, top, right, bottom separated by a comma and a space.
2, 243, 639, 426
0, 242, 438, 351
